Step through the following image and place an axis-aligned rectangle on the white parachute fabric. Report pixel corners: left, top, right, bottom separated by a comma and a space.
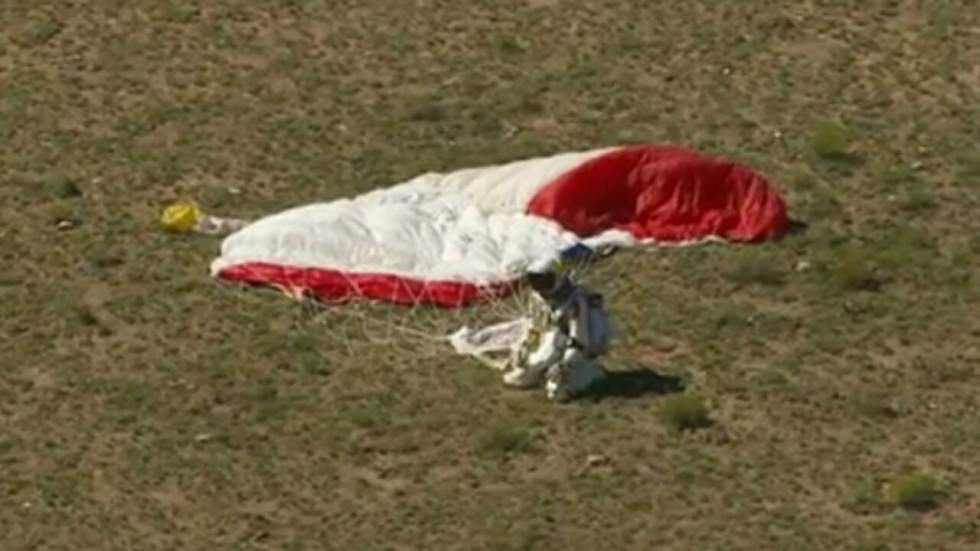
210, 148, 612, 287
448, 318, 534, 371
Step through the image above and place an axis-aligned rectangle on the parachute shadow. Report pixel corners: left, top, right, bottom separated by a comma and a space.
784, 219, 809, 237
591, 366, 686, 400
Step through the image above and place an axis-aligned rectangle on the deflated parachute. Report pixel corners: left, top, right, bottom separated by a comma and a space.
210, 144, 790, 307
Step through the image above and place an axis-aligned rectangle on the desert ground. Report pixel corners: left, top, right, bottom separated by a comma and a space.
2, 1, 979, 549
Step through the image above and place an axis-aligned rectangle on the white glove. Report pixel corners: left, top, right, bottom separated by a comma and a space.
502, 328, 566, 388
526, 328, 567, 371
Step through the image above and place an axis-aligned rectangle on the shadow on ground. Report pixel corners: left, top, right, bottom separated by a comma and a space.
785, 219, 809, 236
591, 366, 686, 400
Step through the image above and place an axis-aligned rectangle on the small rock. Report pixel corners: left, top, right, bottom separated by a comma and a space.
586, 454, 609, 468
56, 219, 75, 231
911, 161, 924, 171
795, 260, 811, 272
228, 186, 242, 195
773, 130, 783, 139
193, 433, 213, 443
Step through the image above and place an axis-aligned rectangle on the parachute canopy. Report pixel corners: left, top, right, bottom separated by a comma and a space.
211, 144, 790, 307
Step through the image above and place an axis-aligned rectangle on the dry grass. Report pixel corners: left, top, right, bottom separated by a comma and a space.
3, 1, 980, 550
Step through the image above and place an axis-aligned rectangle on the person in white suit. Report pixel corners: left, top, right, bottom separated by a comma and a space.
503, 259, 612, 402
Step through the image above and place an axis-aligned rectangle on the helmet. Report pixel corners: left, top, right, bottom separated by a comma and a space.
526, 256, 568, 276
523, 258, 569, 297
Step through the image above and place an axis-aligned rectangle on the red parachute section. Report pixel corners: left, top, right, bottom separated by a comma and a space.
526, 145, 790, 243
216, 262, 515, 307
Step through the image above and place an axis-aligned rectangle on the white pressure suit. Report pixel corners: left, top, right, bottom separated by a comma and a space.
503, 269, 611, 402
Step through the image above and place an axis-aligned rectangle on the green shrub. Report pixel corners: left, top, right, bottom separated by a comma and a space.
50, 177, 83, 199
810, 121, 850, 159
477, 424, 537, 457
894, 474, 943, 511
659, 393, 712, 432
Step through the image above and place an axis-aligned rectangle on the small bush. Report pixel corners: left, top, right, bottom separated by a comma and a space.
496, 35, 526, 55
894, 474, 943, 511
50, 177, 83, 199
833, 252, 886, 292
477, 424, 537, 457
659, 393, 712, 432
810, 121, 850, 160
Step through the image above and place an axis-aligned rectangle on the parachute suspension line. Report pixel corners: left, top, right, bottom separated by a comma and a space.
296, 272, 542, 362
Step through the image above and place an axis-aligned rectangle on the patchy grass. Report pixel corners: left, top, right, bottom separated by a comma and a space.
829, 249, 889, 292
3, 1, 980, 550
956, 151, 980, 185
846, 478, 885, 515
850, 391, 902, 421
726, 251, 787, 287
900, 183, 938, 213
17, 16, 64, 47
477, 423, 538, 458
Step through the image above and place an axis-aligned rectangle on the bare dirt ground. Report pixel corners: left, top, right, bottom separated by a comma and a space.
2, 1, 980, 549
